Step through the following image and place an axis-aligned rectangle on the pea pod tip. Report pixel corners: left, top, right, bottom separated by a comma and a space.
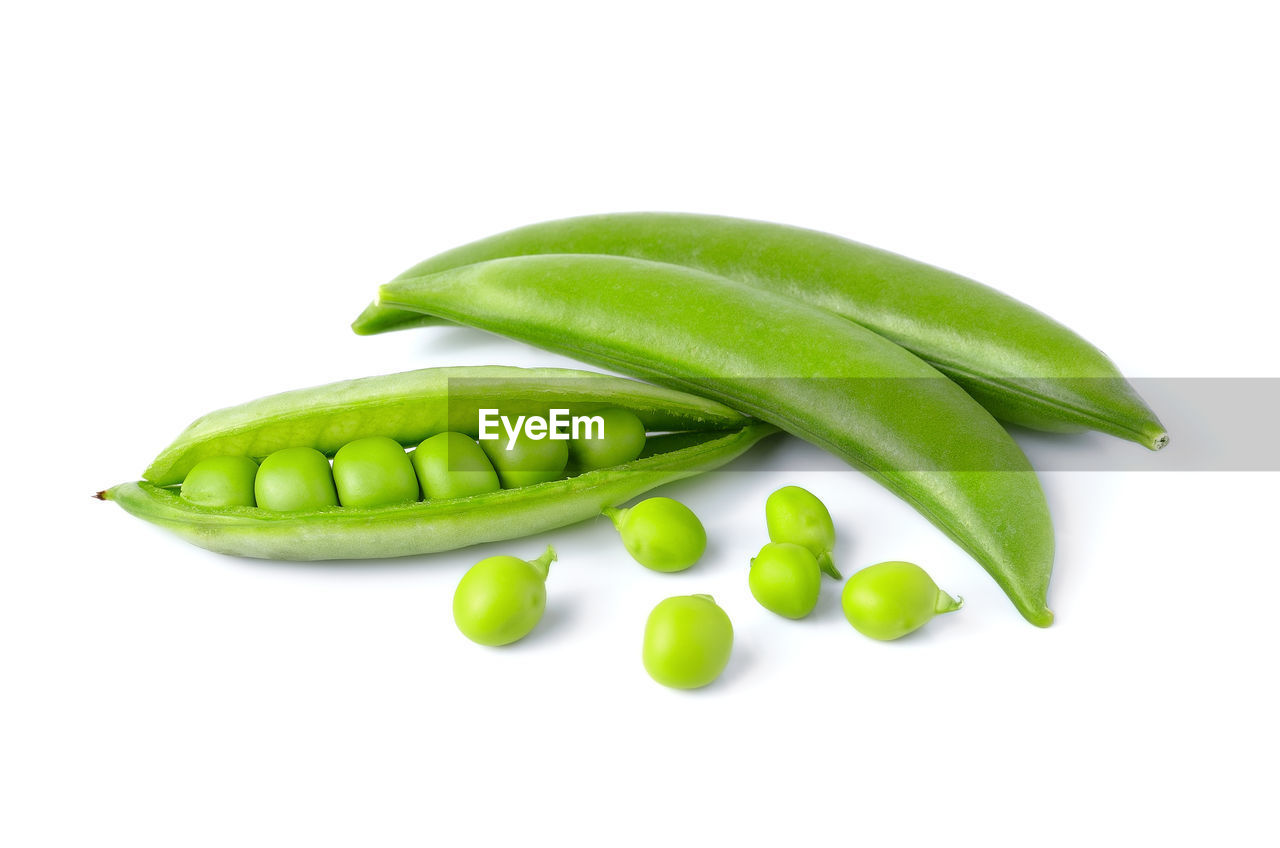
1027, 607, 1054, 628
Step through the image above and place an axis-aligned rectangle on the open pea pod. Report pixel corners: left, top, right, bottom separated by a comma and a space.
100, 365, 774, 559
100, 426, 773, 560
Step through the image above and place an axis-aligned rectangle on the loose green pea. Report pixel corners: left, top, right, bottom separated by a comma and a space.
603, 497, 706, 572
842, 561, 962, 640
254, 447, 338, 512
765, 485, 841, 579
180, 455, 259, 508
643, 594, 734, 689
569, 407, 647, 471
480, 428, 569, 488
332, 436, 420, 508
411, 431, 501, 499
453, 546, 556, 646
748, 542, 821, 619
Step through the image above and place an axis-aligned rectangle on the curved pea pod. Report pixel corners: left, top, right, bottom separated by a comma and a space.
353, 213, 1166, 450
100, 426, 777, 560
378, 255, 1057, 626
142, 365, 749, 486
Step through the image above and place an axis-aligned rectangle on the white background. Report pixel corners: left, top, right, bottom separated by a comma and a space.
3, 2, 1277, 846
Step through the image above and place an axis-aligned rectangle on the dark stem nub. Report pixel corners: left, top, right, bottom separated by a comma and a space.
93, 490, 108, 500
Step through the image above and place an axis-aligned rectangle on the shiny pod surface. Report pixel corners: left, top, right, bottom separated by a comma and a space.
354, 212, 1166, 449
379, 255, 1055, 625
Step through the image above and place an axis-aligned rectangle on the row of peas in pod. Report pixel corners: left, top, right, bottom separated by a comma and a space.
454, 485, 962, 689
178, 407, 649, 510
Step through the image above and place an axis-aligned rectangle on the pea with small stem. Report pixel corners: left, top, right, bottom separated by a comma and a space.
765, 485, 841, 579
603, 497, 706, 572
453, 546, 556, 646
842, 561, 962, 640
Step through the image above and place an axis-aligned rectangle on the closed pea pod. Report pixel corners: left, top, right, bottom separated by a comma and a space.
353, 212, 1167, 450
377, 255, 1056, 626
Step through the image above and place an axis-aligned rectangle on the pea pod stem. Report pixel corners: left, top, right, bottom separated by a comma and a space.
352, 212, 1166, 449
601, 506, 627, 530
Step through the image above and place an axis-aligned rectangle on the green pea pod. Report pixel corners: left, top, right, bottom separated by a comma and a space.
354, 213, 1166, 449
143, 365, 750, 486
378, 255, 1057, 626
99, 425, 773, 560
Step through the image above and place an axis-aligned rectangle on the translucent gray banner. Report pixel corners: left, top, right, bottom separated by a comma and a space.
447, 377, 1280, 471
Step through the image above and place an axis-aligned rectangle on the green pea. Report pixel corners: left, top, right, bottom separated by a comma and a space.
411, 432, 500, 499
748, 542, 821, 619
569, 407, 647, 471
765, 485, 841, 579
602, 497, 705, 572
480, 428, 569, 488
180, 455, 259, 508
254, 446, 338, 512
332, 436, 419, 508
453, 546, 556, 646
841, 561, 962, 640
643, 594, 734, 689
